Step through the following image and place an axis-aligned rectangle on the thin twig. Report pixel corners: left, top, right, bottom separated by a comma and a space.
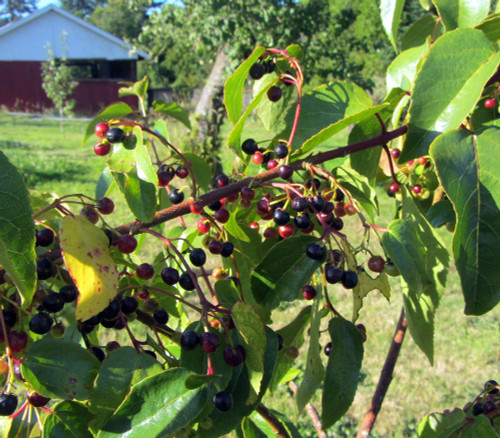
356, 307, 407, 438
115, 125, 408, 235
256, 403, 291, 438
288, 381, 327, 438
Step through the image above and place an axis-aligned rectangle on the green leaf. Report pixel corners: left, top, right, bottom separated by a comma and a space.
381, 206, 448, 363
112, 170, 157, 223
462, 414, 499, 437
82, 102, 134, 146
417, 408, 466, 437
0, 409, 37, 438
402, 14, 443, 51
197, 328, 278, 438
240, 417, 270, 438
321, 318, 364, 429
232, 301, 267, 401
296, 298, 325, 411
90, 347, 163, 417
380, 0, 406, 51
430, 128, 500, 315
475, 13, 500, 43
387, 43, 429, 92
286, 44, 304, 60
183, 153, 212, 193
255, 74, 295, 132
224, 46, 266, 125
426, 199, 455, 228
153, 100, 191, 129
96, 166, 115, 200
0, 151, 36, 307
270, 306, 312, 392
251, 235, 322, 309
214, 278, 240, 309
349, 87, 408, 183
22, 338, 100, 400
118, 76, 149, 100
250, 410, 303, 438
98, 368, 208, 438
433, 0, 490, 30
228, 76, 277, 158
43, 401, 94, 438
284, 82, 378, 155
402, 28, 500, 161
352, 271, 391, 322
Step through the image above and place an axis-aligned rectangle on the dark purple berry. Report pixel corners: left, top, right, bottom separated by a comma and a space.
472, 402, 484, 416
273, 209, 290, 226
120, 296, 138, 314
309, 195, 325, 213
153, 308, 169, 325
60, 285, 78, 303
213, 391, 232, 412
274, 143, 288, 159
291, 197, 308, 212
267, 86, 282, 102
294, 213, 312, 230
342, 270, 358, 289
180, 330, 200, 350
36, 228, 54, 247
0, 394, 18, 416
249, 63, 265, 80
306, 243, 326, 261
220, 242, 234, 258
223, 345, 246, 367
27, 391, 50, 407
241, 139, 258, 155
200, 332, 220, 353
178, 272, 195, 291
325, 266, 343, 284
3, 309, 17, 327
116, 235, 137, 254
29, 312, 53, 335
189, 248, 206, 267
169, 189, 184, 205
42, 292, 65, 313
106, 127, 125, 143
91, 347, 106, 362
101, 299, 120, 320
161, 267, 179, 285
278, 165, 293, 180
136, 263, 155, 280
302, 285, 316, 300
37, 258, 53, 280
324, 342, 332, 356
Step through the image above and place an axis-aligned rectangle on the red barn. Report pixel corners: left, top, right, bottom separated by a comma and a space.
0, 5, 148, 114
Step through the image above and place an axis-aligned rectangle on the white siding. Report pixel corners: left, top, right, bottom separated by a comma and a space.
0, 7, 145, 61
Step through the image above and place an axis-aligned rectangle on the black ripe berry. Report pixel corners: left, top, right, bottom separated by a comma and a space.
120, 296, 138, 314
153, 308, 169, 325
273, 209, 290, 226
60, 285, 78, 303
220, 242, 234, 258
161, 267, 179, 285
180, 330, 200, 350
294, 213, 312, 230
42, 292, 65, 313
324, 342, 332, 356
267, 86, 282, 102
274, 143, 288, 159
101, 299, 120, 320
331, 217, 344, 231
325, 265, 343, 284
291, 197, 308, 212
472, 402, 484, 416
485, 379, 499, 394
136, 263, 155, 280
302, 285, 316, 300
223, 345, 246, 367
178, 272, 195, 291
213, 391, 232, 412
106, 127, 125, 144
189, 248, 206, 267
208, 200, 222, 211
36, 228, 54, 247
249, 62, 265, 80
306, 243, 326, 261
29, 312, 53, 335
91, 347, 106, 362
3, 309, 17, 327
309, 195, 325, 213
342, 270, 358, 289
169, 189, 184, 205
278, 165, 293, 180
37, 258, 53, 280
241, 138, 258, 155
0, 393, 18, 416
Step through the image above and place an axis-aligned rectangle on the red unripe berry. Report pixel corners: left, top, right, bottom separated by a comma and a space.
367, 256, 385, 273
418, 156, 427, 165
263, 227, 277, 239
190, 201, 204, 215
117, 235, 138, 254
225, 193, 239, 203
97, 197, 114, 215
136, 263, 155, 280
484, 98, 496, 109
389, 183, 400, 193
0, 360, 8, 374
302, 285, 316, 300
252, 152, 264, 165
197, 218, 211, 234
278, 224, 295, 238
94, 141, 111, 156
391, 148, 401, 159
249, 221, 259, 230
8, 331, 28, 353
157, 167, 175, 187
212, 267, 226, 280
94, 122, 109, 138
412, 184, 422, 195
137, 289, 150, 300
344, 202, 357, 216
334, 202, 346, 217
80, 206, 99, 224
241, 187, 255, 201
175, 166, 189, 179
215, 174, 229, 187
267, 159, 279, 170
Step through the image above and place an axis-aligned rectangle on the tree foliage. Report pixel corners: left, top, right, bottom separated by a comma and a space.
0, 0, 36, 25
1, 1, 500, 437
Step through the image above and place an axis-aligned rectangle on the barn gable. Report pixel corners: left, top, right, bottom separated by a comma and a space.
0, 5, 147, 61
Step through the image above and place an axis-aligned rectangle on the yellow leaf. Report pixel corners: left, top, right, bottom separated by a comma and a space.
59, 215, 119, 321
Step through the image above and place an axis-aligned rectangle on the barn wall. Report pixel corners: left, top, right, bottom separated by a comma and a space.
0, 61, 137, 115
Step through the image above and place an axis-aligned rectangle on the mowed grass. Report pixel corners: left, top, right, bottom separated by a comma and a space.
1, 113, 499, 437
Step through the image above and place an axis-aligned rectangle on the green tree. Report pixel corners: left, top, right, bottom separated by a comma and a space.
59, 0, 106, 18
41, 44, 78, 124
0, 0, 36, 25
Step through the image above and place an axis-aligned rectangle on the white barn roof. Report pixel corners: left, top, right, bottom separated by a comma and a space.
0, 4, 148, 61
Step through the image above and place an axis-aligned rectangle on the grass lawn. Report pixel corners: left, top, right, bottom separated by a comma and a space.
1, 112, 498, 437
